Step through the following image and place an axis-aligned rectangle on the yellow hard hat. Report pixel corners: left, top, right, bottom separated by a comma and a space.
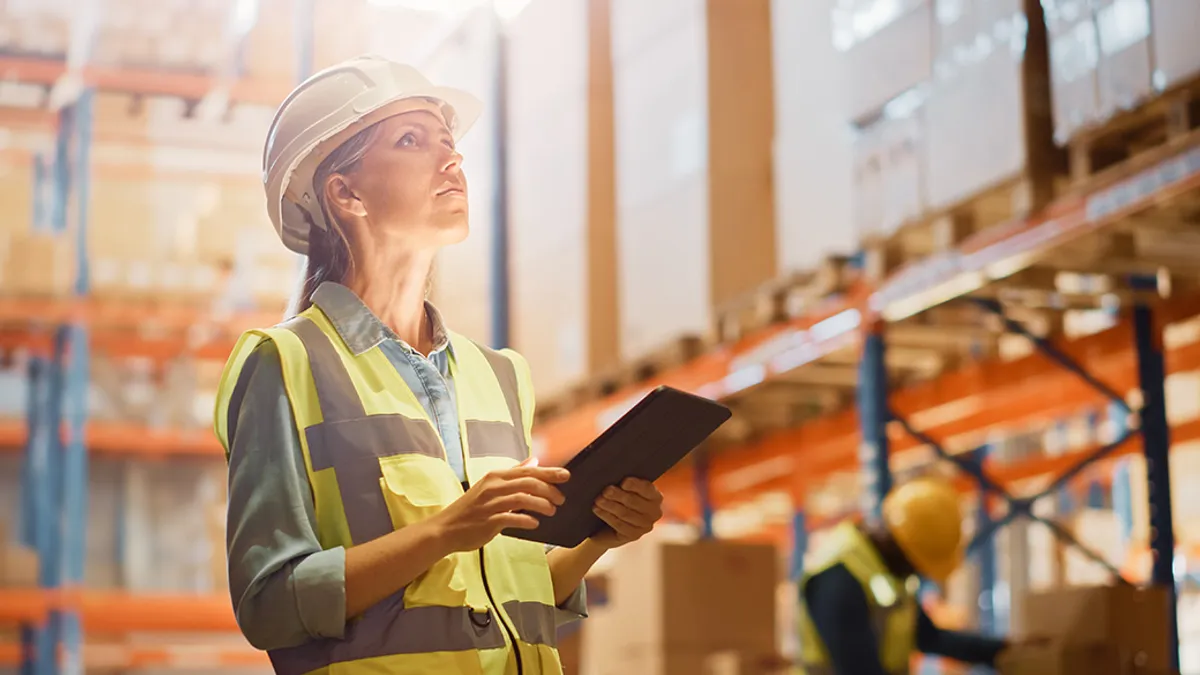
881, 476, 964, 585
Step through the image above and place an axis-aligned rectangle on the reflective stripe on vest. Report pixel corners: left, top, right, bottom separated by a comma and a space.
797, 522, 917, 675
214, 308, 562, 675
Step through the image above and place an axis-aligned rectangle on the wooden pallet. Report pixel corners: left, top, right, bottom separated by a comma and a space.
1069, 77, 1200, 186
710, 256, 855, 344
861, 169, 1064, 284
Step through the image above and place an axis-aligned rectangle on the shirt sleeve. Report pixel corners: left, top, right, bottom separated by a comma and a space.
225, 340, 348, 651
915, 602, 1008, 665
802, 564, 892, 675
542, 542, 589, 625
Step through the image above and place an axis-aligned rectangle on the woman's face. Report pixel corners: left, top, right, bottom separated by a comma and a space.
332, 104, 469, 248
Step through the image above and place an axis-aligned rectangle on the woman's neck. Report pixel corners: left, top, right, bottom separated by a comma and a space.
343, 245, 437, 355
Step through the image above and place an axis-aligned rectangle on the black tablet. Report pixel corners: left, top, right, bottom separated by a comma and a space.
502, 385, 732, 548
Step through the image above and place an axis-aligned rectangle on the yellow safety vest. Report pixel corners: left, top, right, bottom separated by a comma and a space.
213, 306, 563, 675
796, 522, 918, 675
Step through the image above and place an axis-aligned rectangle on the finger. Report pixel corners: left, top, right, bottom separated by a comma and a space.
489, 476, 566, 506
594, 494, 657, 528
621, 477, 662, 502
594, 504, 648, 537
601, 485, 656, 513
492, 512, 541, 531
496, 465, 571, 484
493, 493, 557, 518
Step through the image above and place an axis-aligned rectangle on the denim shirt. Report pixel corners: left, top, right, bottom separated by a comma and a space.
224, 282, 586, 651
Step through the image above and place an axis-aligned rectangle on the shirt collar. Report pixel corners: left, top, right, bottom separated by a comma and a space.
310, 281, 453, 358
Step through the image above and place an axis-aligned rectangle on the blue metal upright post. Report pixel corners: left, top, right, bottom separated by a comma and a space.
1131, 280, 1180, 672
59, 88, 94, 675
19, 355, 48, 675
490, 6, 511, 350
858, 324, 891, 522
790, 510, 808, 580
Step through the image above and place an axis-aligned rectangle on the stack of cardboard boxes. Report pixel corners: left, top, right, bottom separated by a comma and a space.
579, 537, 782, 675
1045, 0, 1200, 146
842, 0, 1059, 243
1000, 584, 1175, 675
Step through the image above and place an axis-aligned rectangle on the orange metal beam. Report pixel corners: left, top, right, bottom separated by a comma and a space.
0, 57, 291, 106
0, 296, 281, 334
0, 641, 269, 669
0, 590, 240, 634
655, 316, 1200, 520
0, 420, 223, 458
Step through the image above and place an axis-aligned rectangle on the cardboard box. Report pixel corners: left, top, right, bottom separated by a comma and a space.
1043, 0, 1102, 143
0, 522, 38, 588
852, 109, 926, 240
611, 0, 776, 360
1018, 584, 1172, 671
1150, 0, 1200, 92
1093, 0, 1154, 118
771, 0, 858, 275
997, 641, 1123, 675
837, 0, 935, 122
925, 0, 1057, 211
2, 230, 75, 297
605, 538, 778, 653
507, 0, 620, 394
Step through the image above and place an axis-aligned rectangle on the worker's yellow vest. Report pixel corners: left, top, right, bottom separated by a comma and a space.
796, 522, 918, 675
213, 307, 563, 675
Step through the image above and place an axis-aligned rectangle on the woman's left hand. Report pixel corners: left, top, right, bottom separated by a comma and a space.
589, 477, 664, 549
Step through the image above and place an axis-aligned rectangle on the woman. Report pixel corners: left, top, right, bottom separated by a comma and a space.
213, 55, 665, 675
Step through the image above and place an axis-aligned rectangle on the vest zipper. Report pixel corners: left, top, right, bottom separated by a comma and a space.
479, 547, 524, 675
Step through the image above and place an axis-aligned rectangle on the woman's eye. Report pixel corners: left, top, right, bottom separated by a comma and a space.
398, 132, 417, 147
443, 139, 455, 151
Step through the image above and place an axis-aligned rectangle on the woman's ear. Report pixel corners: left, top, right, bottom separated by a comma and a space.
326, 174, 368, 219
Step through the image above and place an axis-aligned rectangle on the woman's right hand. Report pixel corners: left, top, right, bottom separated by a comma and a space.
431, 461, 570, 553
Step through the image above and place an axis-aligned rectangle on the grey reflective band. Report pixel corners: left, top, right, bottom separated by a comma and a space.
501, 600, 559, 648
285, 316, 368, 421
268, 592, 508, 674
465, 419, 527, 462
306, 415, 445, 545
475, 345, 527, 451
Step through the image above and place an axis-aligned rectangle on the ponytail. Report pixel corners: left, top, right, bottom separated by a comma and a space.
284, 121, 385, 317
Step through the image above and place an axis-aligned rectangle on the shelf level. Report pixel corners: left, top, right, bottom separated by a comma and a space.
0, 590, 239, 634
0, 420, 223, 457
0, 56, 290, 106
533, 141, 1200, 466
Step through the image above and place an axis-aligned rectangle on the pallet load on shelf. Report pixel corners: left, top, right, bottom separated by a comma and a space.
771, 0, 858, 276
610, 0, 777, 361
580, 535, 781, 675
507, 0, 620, 399
839, 0, 1064, 280
1000, 583, 1173, 675
1048, 0, 1200, 182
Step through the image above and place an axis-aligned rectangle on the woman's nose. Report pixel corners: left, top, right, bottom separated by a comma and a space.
442, 149, 463, 173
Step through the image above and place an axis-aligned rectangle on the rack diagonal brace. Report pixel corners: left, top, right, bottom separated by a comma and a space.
887, 298, 1139, 585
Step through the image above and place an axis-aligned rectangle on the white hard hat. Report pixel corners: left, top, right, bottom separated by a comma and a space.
263, 54, 483, 255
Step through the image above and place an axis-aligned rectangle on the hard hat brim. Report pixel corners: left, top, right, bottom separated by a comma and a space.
274, 85, 484, 256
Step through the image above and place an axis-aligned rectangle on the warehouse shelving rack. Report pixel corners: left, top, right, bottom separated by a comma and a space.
0, 2, 316, 670
530, 135, 1200, 670
1, 12, 1200, 675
